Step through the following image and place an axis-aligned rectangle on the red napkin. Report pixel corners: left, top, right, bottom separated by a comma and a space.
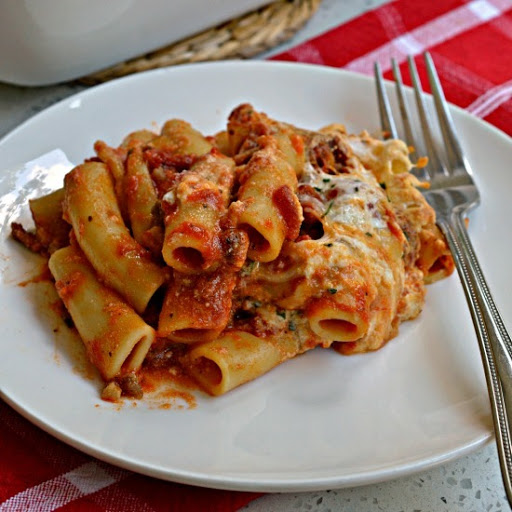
0, 399, 261, 510
2, 0, 512, 510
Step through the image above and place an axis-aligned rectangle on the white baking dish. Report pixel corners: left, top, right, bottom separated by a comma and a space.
0, 0, 269, 86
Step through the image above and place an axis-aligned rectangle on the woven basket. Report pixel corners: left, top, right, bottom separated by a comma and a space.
80, 0, 321, 84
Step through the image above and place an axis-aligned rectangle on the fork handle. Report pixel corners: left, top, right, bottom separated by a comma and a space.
439, 211, 512, 500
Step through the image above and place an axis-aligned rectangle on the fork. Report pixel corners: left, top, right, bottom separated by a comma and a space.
374, 52, 512, 504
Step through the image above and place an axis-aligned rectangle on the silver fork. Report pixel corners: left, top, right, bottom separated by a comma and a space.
375, 52, 512, 504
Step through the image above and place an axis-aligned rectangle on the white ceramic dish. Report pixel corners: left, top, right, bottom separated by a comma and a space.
0, 0, 269, 86
0, 61, 507, 492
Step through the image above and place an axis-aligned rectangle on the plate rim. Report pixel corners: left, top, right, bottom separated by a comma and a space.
0, 391, 493, 492
2, 60, 510, 148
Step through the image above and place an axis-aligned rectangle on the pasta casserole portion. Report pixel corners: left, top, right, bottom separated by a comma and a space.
11, 104, 454, 399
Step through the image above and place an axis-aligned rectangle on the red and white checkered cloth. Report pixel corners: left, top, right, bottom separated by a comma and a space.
0, 398, 261, 510
273, 0, 512, 136
2, 0, 512, 510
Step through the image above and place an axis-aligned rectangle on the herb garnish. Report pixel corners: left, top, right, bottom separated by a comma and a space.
321, 200, 334, 218
241, 260, 256, 276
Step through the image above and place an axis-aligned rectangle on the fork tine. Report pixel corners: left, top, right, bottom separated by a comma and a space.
390, 59, 430, 182
391, 59, 416, 149
423, 52, 468, 173
407, 55, 448, 178
374, 62, 398, 140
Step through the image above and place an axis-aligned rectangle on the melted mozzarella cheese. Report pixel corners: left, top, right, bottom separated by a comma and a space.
301, 162, 389, 235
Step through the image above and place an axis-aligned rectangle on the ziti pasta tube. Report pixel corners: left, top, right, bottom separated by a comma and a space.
124, 145, 162, 252
29, 188, 69, 254
63, 161, 166, 313
158, 268, 236, 343
233, 137, 302, 262
161, 150, 235, 273
184, 330, 301, 396
49, 245, 155, 381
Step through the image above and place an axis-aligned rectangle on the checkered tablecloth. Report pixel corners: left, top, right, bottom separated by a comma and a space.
273, 0, 512, 135
2, 0, 511, 510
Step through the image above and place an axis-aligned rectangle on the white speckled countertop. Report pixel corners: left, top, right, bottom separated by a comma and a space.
0, 1, 509, 510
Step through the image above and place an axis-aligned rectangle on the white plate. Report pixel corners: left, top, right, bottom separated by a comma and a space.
0, 61, 508, 492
